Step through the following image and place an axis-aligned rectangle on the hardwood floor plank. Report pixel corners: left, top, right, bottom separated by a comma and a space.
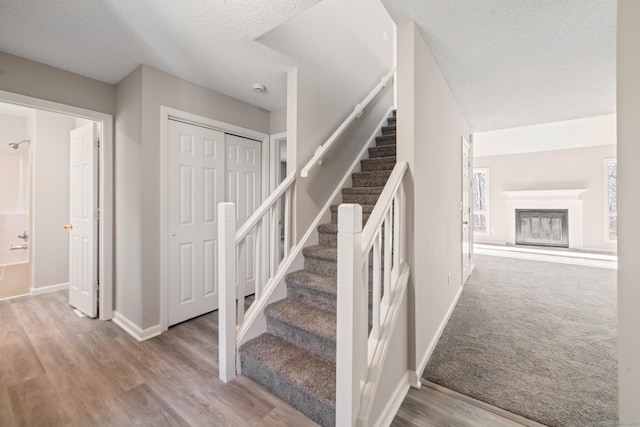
0, 387, 17, 427
7, 374, 73, 427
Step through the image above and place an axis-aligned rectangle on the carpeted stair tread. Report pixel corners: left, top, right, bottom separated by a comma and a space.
265, 298, 337, 361
352, 170, 392, 187
361, 156, 396, 172
239, 333, 336, 427
342, 186, 384, 195
368, 144, 396, 158
375, 134, 396, 146
387, 116, 396, 125
318, 222, 338, 234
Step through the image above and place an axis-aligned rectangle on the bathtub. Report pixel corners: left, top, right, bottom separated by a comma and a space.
0, 261, 30, 299
0, 213, 31, 299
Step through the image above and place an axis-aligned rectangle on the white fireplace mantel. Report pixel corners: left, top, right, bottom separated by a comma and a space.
503, 189, 587, 249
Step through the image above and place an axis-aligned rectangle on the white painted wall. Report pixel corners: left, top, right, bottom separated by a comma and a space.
258, 0, 395, 238
0, 51, 115, 115
474, 115, 616, 157
617, 0, 640, 421
397, 21, 470, 378
115, 64, 270, 329
475, 145, 617, 252
31, 110, 76, 289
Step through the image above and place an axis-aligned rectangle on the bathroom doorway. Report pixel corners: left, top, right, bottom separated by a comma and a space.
0, 91, 113, 320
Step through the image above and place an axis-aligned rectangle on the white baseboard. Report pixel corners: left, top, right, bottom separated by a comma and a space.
112, 311, 161, 342
410, 285, 464, 386
373, 371, 411, 427
30, 282, 69, 296
0, 292, 30, 302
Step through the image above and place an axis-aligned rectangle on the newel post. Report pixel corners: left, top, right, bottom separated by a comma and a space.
336, 204, 366, 426
218, 202, 237, 383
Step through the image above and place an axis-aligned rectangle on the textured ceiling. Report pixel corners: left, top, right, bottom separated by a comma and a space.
382, 0, 617, 131
0, 0, 320, 111
0, 0, 617, 130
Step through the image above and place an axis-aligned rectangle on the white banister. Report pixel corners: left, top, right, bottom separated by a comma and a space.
218, 172, 297, 383
336, 161, 409, 425
301, 69, 396, 178
336, 204, 368, 426
218, 202, 237, 383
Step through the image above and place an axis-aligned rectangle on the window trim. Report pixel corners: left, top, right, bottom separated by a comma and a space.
473, 168, 490, 235
604, 158, 617, 242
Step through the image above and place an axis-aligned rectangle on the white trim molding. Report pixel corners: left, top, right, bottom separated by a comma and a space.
412, 284, 464, 387
112, 311, 161, 342
503, 189, 587, 250
372, 371, 411, 427
30, 282, 69, 296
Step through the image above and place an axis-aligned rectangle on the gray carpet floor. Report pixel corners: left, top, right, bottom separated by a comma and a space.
423, 254, 617, 427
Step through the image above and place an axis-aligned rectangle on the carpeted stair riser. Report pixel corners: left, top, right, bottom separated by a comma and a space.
381, 125, 396, 136
368, 144, 396, 158
239, 334, 336, 427
387, 116, 396, 126
318, 223, 388, 249
265, 299, 336, 362
285, 270, 337, 312
375, 134, 396, 147
352, 170, 392, 187
361, 156, 396, 172
342, 188, 383, 205
303, 245, 387, 277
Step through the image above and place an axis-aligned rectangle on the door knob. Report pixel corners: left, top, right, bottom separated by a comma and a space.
64, 224, 73, 230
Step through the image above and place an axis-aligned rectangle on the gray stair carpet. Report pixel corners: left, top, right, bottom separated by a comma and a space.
239, 110, 396, 427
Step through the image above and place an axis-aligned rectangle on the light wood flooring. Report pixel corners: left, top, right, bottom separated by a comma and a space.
1, 290, 532, 427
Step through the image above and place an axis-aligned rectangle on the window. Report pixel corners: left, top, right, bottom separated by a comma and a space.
606, 159, 617, 241
473, 168, 489, 234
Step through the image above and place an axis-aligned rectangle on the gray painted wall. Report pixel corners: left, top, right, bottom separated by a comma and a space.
0, 51, 115, 115
397, 21, 470, 377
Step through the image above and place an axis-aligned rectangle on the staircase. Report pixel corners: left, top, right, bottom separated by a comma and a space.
239, 111, 397, 427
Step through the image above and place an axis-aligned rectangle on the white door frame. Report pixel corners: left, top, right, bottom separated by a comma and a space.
462, 135, 473, 284
0, 89, 114, 320
159, 106, 269, 332
269, 132, 287, 192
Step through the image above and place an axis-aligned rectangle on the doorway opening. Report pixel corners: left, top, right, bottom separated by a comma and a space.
0, 90, 113, 320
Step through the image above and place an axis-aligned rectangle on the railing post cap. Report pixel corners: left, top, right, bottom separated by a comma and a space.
338, 204, 363, 233
218, 202, 236, 221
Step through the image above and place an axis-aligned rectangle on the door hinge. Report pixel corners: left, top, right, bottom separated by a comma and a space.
97, 138, 100, 149
96, 280, 100, 291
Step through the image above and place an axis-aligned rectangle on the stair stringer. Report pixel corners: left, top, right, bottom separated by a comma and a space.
236, 106, 395, 355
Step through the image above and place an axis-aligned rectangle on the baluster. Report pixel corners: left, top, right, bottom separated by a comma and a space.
372, 230, 381, 346
270, 204, 278, 274
284, 187, 291, 258
238, 239, 246, 325
218, 203, 237, 382
392, 192, 401, 285
383, 209, 392, 309
255, 222, 261, 301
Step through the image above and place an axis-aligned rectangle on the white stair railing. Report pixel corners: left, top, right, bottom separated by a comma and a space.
218, 172, 296, 382
336, 161, 409, 426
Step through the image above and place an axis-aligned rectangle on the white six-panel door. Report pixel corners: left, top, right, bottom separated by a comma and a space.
68, 123, 99, 317
168, 120, 225, 326
225, 134, 261, 296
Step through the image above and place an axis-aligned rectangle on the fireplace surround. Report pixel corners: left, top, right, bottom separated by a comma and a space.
503, 189, 587, 250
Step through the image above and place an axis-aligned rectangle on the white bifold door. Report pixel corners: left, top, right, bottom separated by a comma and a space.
68, 123, 99, 318
167, 120, 261, 326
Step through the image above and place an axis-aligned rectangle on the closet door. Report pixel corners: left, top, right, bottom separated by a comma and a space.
225, 134, 261, 296
167, 120, 225, 326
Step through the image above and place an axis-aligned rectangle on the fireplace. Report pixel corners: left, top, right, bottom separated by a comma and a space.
503, 189, 586, 250
515, 209, 569, 248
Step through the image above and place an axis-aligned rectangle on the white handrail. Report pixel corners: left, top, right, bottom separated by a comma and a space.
301, 68, 396, 178
236, 172, 296, 244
